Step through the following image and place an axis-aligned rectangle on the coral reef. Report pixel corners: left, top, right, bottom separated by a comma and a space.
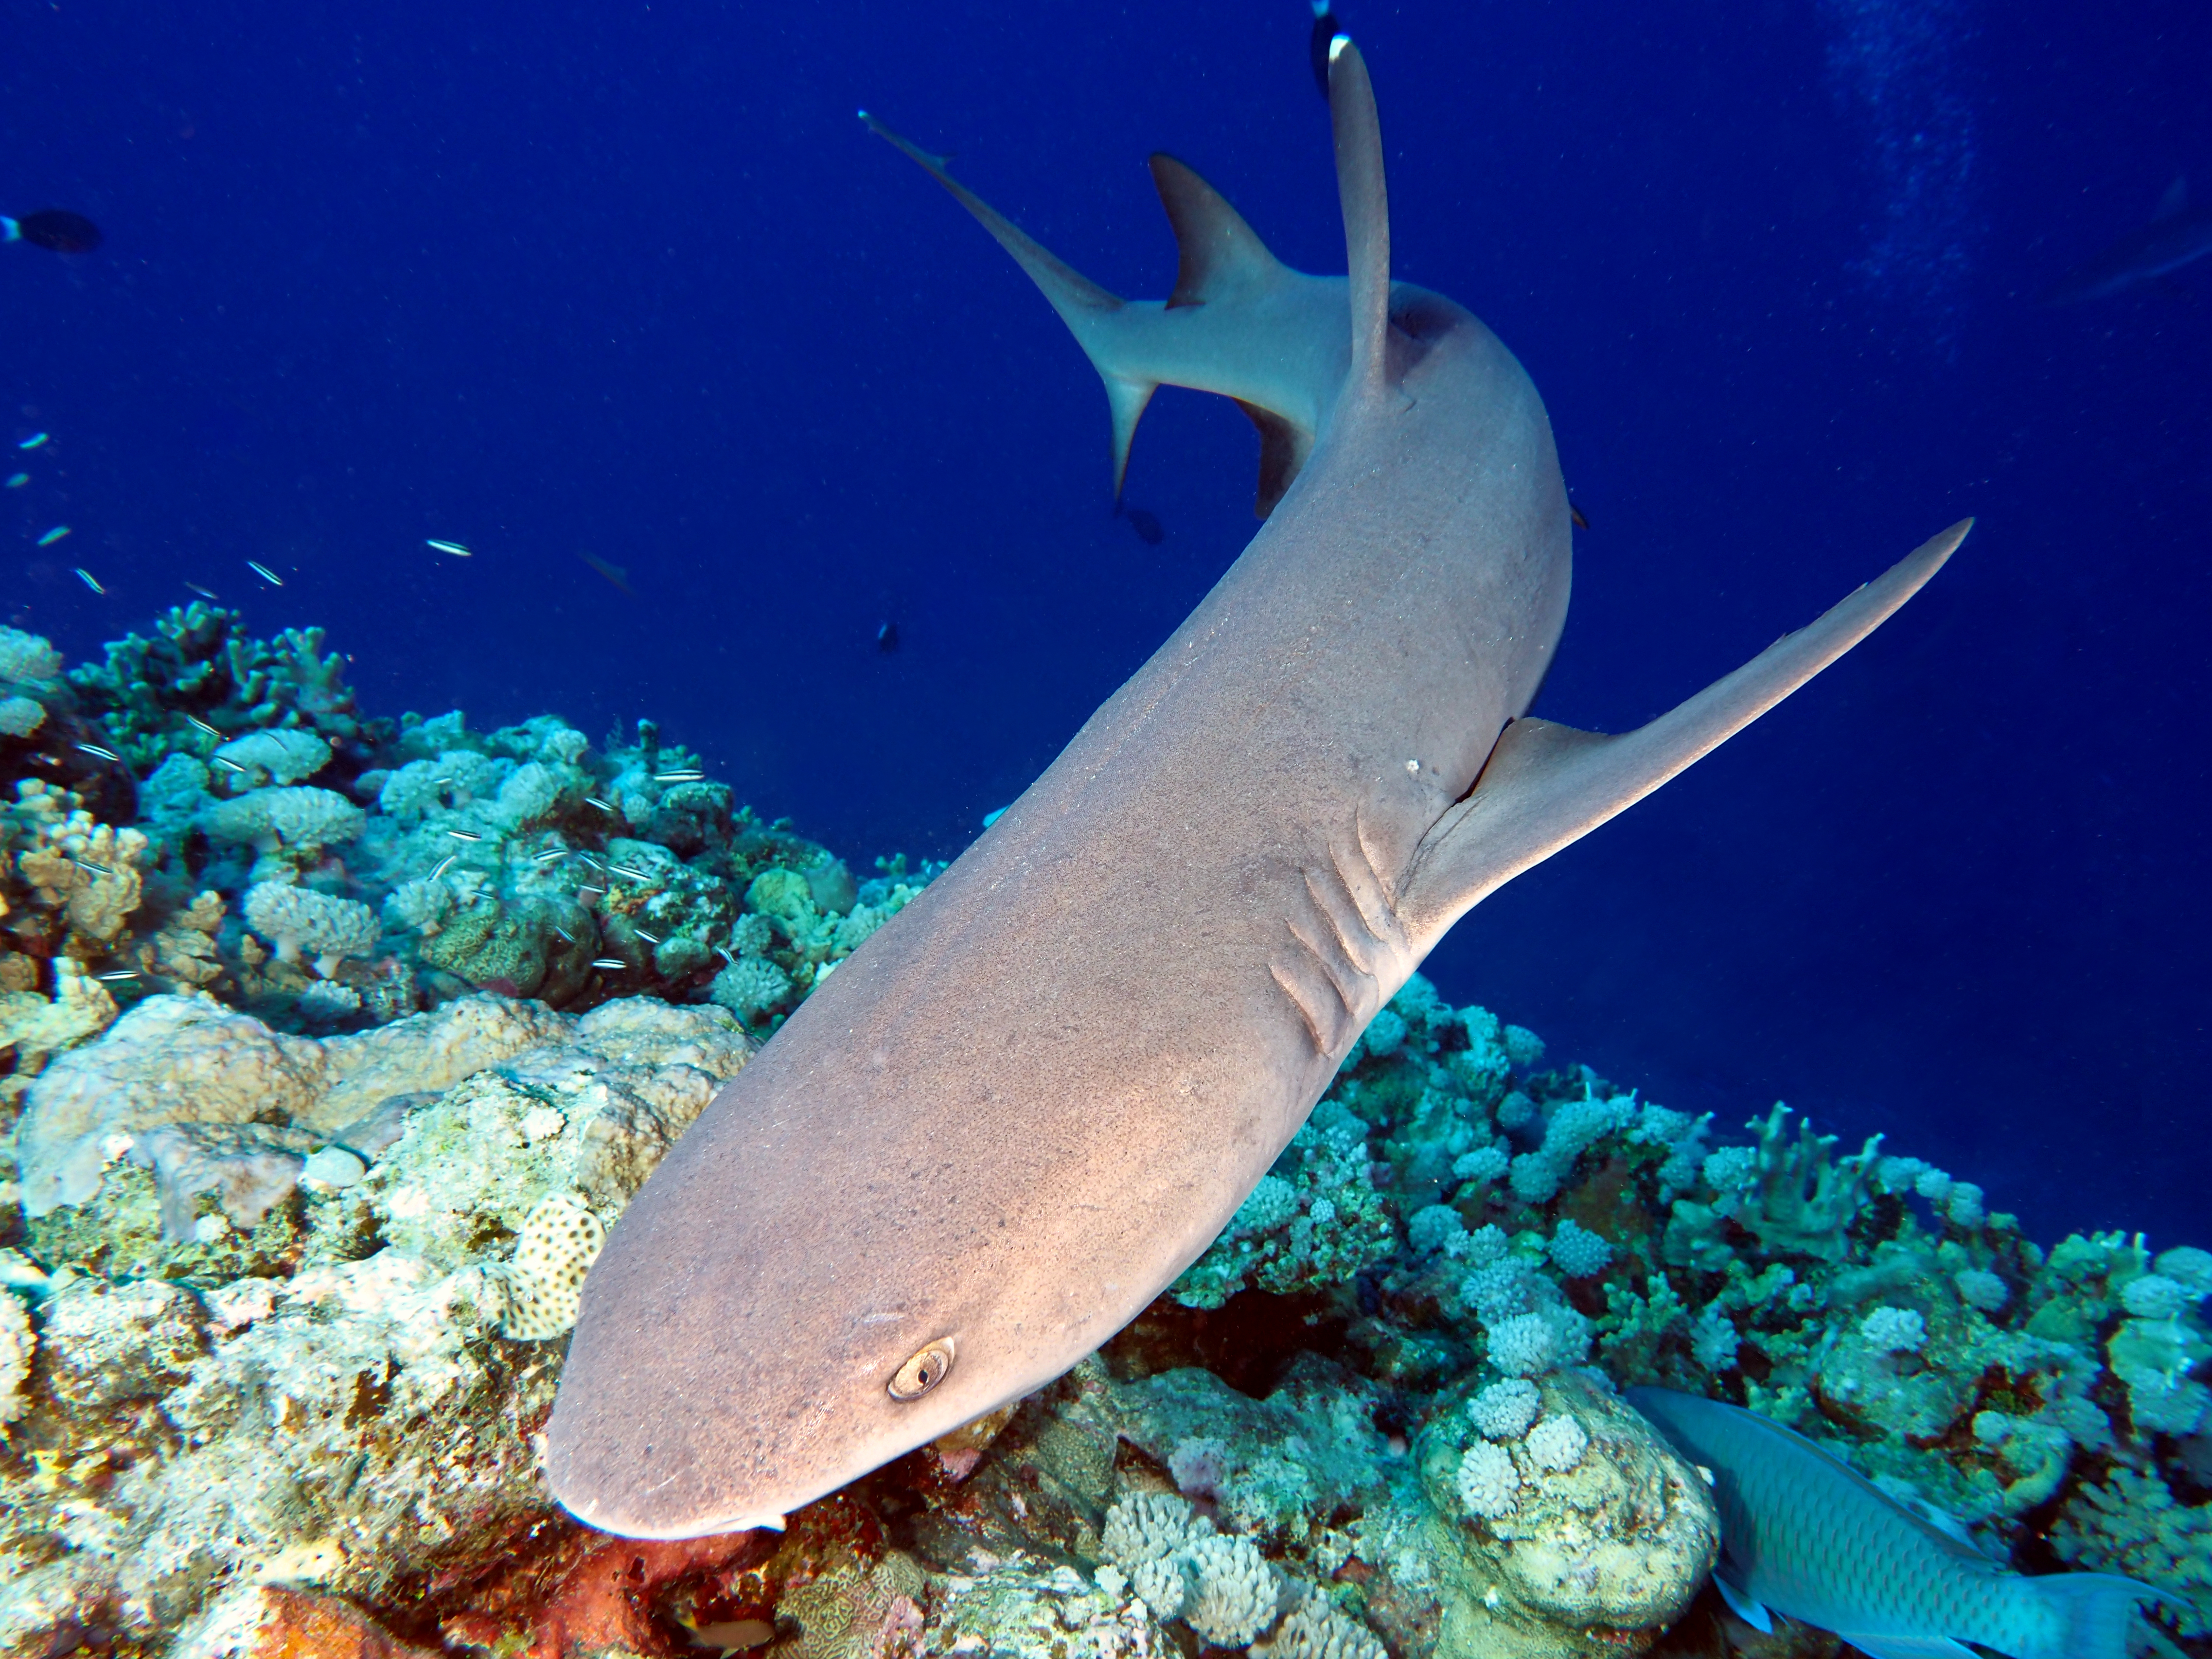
0, 617, 943, 1125
0, 607, 2204, 1659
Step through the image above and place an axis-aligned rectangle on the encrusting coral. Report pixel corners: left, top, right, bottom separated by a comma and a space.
0, 608, 2205, 1659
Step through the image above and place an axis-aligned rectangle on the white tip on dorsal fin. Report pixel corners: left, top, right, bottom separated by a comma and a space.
1326, 35, 1391, 398
1149, 154, 1282, 309
2155, 176, 2190, 220
1398, 520, 1973, 948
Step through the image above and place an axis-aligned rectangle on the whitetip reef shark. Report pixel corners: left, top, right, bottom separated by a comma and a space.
544, 38, 1970, 1539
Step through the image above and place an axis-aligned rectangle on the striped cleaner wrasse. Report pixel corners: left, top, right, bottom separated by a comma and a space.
1627, 1387, 2185, 1659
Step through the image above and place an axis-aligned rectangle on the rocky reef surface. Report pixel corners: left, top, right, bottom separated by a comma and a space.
0, 613, 2206, 1659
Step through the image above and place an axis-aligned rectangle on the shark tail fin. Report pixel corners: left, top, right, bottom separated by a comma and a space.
862, 110, 1156, 495
1398, 519, 1972, 947
1326, 36, 1391, 400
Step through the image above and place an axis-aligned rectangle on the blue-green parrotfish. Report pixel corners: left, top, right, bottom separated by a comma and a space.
1628, 1387, 2182, 1659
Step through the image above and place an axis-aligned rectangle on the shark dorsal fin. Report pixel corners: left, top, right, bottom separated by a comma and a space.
1327, 36, 1391, 398
1150, 155, 1281, 309
2156, 176, 2190, 220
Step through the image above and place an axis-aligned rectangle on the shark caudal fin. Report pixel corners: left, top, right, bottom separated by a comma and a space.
863, 110, 1346, 511
1398, 520, 1973, 949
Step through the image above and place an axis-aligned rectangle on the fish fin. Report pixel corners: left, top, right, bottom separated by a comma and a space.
1105, 376, 1158, 499
1326, 36, 1391, 400
1834, 1635, 1978, 1659
1150, 154, 1283, 309
1237, 400, 1314, 519
1398, 519, 1970, 948
863, 111, 1157, 494
862, 112, 1124, 318
2155, 176, 2190, 220
2015, 1572, 2196, 1659
1711, 1573, 1773, 1634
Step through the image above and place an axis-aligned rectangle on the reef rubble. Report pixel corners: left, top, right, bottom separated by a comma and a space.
0, 614, 2206, 1659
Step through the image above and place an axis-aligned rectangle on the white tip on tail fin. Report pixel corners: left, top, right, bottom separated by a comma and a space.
1326, 36, 1391, 400
1398, 520, 1974, 949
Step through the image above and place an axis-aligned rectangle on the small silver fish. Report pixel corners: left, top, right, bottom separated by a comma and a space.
585, 796, 616, 813
426, 538, 472, 557
554, 926, 577, 944
186, 715, 222, 739
447, 830, 483, 843
591, 958, 627, 971
35, 525, 68, 547
610, 864, 653, 882
634, 928, 662, 945
73, 742, 123, 764
431, 855, 458, 880
247, 560, 283, 586
74, 568, 104, 594
19, 432, 49, 450
95, 970, 139, 982
71, 858, 114, 877
1627, 1388, 2181, 1659
185, 582, 220, 599
655, 770, 706, 783
212, 756, 248, 774
535, 848, 569, 865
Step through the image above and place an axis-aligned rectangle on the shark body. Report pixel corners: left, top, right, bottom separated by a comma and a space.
2043, 176, 2212, 303
543, 41, 1967, 1540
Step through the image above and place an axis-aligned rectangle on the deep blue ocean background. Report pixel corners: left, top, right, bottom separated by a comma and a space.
2, 0, 2206, 1249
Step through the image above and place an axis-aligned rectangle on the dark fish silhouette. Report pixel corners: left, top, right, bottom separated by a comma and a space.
1570, 498, 1590, 530
578, 550, 634, 596
4, 210, 102, 255
1308, 3, 1343, 97
2042, 176, 2212, 304
1123, 505, 1165, 545
875, 620, 900, 653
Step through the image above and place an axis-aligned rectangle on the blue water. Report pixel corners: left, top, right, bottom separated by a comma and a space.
3, 0, 2206, 1248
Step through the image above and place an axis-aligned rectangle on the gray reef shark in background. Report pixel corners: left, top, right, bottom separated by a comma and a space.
2042, 175, 2212, 303
544, 38, 1970, 1539
1628, 1388, 2178, 1659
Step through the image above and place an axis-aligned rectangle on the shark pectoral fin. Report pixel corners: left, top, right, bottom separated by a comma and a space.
1236, 400, 1315, 518
1833, 1634, 1979, 1659
1398, 518, 1972, 947
1710, 1573, 1774, 1634
1150, 154, 1284, 308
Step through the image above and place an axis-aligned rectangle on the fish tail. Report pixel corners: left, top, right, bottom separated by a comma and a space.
2014, 1572, 2189, 1659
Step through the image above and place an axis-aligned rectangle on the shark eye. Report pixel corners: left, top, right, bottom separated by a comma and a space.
888, 1338, 955, 1400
